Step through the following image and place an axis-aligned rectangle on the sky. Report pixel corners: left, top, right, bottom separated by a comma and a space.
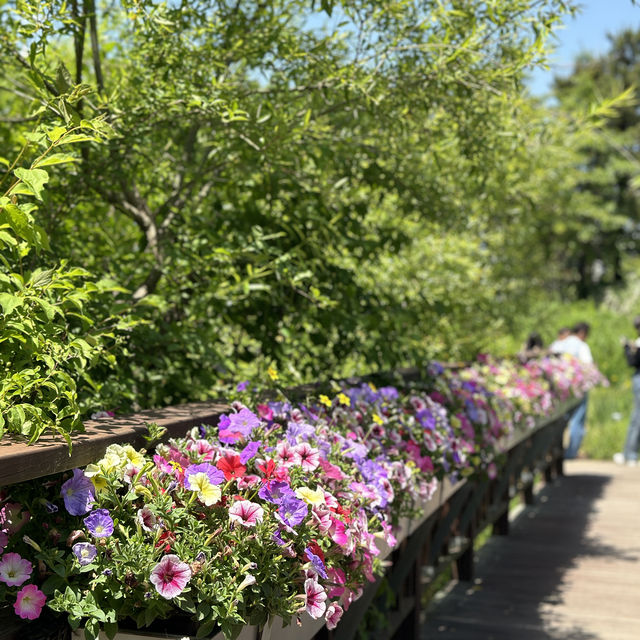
527, 0, 640, 95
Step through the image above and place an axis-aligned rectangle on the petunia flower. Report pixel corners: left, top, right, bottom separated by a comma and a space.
0, 553, 32, 586
186, 472, 222, 506
277, 495, 308, 529
83, 509, 114, 538
13, 584, 46, 620
258, 480, 295, 505
60, 469, 95, 516
229, 500, 264, 528
292, 443, 320, 472
137, 505, 158, 532
325, 603, 344, 629
149, 554, 192, 599
304, 578, 327, 619
295, 486, 325, 506
217, 454, 246, 481
304, 546, 328, 579
227, 408, 260, 437
275, 441, 297, 468
0, 503, 30, 535
239, 440, 261, 464
72, 542, 97, 566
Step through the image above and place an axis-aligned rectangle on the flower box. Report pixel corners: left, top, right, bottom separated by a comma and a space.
0, 358, 593, 640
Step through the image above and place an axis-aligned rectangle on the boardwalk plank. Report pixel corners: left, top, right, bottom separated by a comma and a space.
421, 460, 640, 640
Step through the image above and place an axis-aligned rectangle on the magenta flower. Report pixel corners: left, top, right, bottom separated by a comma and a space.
72, 542, 97, 566
13, 584, 46, 620
83, 509, 114, 538
0, 553, 32, 587
304, 578, 327, 619
60, 469, 95, 516
149, 554, 192, 599
229, 500, 264, 528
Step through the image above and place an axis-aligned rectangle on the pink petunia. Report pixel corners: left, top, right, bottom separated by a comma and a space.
229, 500, 264, 528
327, 567, 346, 599
275, 441, 297, 468
325, 603, 344, 629
310, 505, 332, 534
0, 553, 32, 587
318, 458, 346, 481
329, 518, 351, 549
13, 584, 46, 620
149, 554, 192, 599
293, 443, 320, 472
0, 503, 30, 535
136, 505, 158, 532
304, 578, 327, 619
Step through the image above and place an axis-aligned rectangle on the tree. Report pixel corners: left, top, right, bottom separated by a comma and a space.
0, 0, 580, 428
552, 28, 640, 299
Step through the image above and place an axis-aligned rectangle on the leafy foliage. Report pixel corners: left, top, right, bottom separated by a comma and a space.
0, 0, 595, 439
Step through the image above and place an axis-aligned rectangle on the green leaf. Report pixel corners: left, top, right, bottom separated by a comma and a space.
6, 405, 26, 432
47, 126, 67, 143
56, 134, 97, 145
0, 204, 37, 244
103, 622, 118, 640
33, 153, 77, 168
13, 167, 49, 201
29, 268, 55, 288
0, 293, 23, 316
32, 297, 58, 320
196, 619, 217, 639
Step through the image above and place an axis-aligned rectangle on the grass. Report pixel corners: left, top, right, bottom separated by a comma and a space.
583, 382, 631, 459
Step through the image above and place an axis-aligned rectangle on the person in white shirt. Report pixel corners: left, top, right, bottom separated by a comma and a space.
549, 327, 571, 354
553, 322, 593, 459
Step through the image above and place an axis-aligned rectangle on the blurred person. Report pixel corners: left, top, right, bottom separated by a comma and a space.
553, 322, 593, 459
518, 331, 544, 362
613, 315, 640, 467
549, 327, 571, 353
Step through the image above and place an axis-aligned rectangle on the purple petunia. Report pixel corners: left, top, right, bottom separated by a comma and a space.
227, 408, 260, 437
72, 542, 97, 566
258, 480, 295, 504
236, 381, 250, 392
184, 463, 224, 489
285, 421, 315, 443
277, 495, 308, 529
305, 547, 328, 578
83, 509, 114, 538
60, 469, 95, 516
239, 440, 261, 464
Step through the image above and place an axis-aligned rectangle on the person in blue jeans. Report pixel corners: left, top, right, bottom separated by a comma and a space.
554, 322, 593, 459
614, 316, 640, 467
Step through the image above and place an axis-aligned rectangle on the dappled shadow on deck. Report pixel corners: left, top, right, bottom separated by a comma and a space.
421, 467, 639, 640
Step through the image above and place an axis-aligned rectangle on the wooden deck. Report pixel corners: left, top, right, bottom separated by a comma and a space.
421, 460, 640, 640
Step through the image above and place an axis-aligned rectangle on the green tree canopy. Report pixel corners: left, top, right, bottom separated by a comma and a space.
0, 0, 589, 438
